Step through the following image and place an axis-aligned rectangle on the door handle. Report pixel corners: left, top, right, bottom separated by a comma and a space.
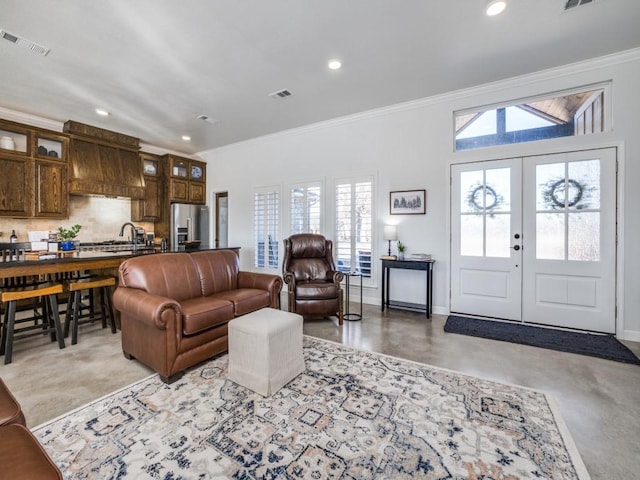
511, 245, 521, 251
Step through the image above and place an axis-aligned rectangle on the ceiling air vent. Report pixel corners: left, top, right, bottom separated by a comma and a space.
0, 29, 50, 56
269, 89, 293, 100
197, 114, 219, 124
564, 0, 595, 11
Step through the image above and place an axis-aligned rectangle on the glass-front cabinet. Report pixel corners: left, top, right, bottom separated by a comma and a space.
190, 161, 205, 182
0, 123, 29, 155
163, 154, 206, 204
132, 152, 162, 222
34, 132, 67, 161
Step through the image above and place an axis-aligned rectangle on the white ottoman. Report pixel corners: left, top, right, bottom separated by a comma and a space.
228, 308, 305, 396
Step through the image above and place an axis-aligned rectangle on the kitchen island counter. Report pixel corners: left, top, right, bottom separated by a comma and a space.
0, 247, 240, 280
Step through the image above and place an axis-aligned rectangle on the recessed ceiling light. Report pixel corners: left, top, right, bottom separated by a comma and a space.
328, 60, 342, 70
182, 135, 191, 141
486, 0, 507, 16
95, 108, 110, 116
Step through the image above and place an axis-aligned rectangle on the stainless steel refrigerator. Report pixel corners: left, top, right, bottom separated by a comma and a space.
170, 204, 210, 250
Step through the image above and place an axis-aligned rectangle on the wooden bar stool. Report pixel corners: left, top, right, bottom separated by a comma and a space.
0, 283, 65, 365
64, 276, 117, 345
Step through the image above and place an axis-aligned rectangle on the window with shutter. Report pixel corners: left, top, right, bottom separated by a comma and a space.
290, 182, 321, 235
253, 187, 280, 269
335, 177, 373, 278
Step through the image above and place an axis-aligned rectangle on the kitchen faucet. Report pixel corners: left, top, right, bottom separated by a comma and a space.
119, 222, 138, 252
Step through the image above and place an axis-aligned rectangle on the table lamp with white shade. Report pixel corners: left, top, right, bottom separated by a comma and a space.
383, 225, 398, 256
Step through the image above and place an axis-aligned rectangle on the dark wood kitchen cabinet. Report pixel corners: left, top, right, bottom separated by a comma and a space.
131, 152, 162, 222
0, 154, 31, 217
34, 159, 68, 217
163, 154, 206, 204
33, 131, 68, 218
0, 119, 69, 218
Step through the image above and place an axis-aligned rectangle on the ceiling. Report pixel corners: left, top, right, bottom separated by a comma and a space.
2, 0, 640, 154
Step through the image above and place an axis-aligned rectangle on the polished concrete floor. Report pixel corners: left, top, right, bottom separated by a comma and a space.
1, 303, 639, 480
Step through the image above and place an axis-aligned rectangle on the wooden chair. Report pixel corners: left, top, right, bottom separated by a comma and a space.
0, 242, 30, 263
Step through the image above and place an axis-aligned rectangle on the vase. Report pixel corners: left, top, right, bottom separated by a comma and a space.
398, 252, 405, 260
60, 241, 75, 251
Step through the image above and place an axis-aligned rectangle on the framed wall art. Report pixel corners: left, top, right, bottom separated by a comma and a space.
390, 189, 426, 215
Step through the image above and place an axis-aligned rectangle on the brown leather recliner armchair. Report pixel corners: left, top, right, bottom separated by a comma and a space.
282, 234, 344, 325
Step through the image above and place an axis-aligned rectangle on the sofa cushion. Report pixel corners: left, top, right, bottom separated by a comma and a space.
119, 253, 202, 302
191, 250, 240, 296
295, 282, 339, 300
180, 297, 234, 335
215, 289, 271, 316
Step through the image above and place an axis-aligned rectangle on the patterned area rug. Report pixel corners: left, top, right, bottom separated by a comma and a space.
34, 337, 589, 479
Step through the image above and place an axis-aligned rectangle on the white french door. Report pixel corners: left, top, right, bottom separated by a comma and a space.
451, 159, 523, 321
451, 148, 617, 333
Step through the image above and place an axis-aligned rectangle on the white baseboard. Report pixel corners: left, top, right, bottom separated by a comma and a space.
622, 329, 640, 343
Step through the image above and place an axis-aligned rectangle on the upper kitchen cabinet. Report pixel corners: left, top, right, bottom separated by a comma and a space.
163, 155, 206, 204
0, 119, 69, 218
33, 131, 69, 217
132, 152, 162, 222
33, 131, 67, 161
0, 154, 31, 217
34, 159, 68, 218
0, 122, 29, 155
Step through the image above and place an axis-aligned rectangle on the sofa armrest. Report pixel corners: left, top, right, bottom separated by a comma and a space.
113, 287, 182, 330
327, 270, 344, 284
238, 271, 283, 308
283, 272, 296, 288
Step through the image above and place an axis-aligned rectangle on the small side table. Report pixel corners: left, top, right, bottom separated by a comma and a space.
343, 272, 363, 321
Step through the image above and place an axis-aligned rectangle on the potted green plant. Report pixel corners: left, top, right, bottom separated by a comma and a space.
57, 224, 82, 251
397, 240, 406, 260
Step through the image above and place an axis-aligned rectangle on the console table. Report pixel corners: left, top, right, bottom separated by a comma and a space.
381, 259, 435, 318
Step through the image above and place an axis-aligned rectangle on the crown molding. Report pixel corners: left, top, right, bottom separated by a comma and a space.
0, 107, 63, 132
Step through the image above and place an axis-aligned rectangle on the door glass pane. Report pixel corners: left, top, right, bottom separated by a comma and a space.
485, 168, 511, 212
461, 170, 484, 213
486, 214, 510, 258
537, 213, 565, 260
460, 215, 483, 256
569, 212, 600, 261
568, 160, 600, 210
536, 163, 565, 210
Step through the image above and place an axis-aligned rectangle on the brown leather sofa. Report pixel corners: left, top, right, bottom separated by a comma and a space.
113, 249, 283, 383
283, 234, 344, 325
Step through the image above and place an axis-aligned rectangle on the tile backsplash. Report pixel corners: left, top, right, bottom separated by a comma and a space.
0, 196, 154, 243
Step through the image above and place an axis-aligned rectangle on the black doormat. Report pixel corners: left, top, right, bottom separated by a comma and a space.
444, 315, 640, 365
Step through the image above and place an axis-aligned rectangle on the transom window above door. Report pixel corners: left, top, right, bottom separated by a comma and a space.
454, 83, 610, 151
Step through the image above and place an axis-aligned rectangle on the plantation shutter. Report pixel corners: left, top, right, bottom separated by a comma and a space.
335, 177, 373, 277
290, 182, 321, 235
253, 188, 280, 269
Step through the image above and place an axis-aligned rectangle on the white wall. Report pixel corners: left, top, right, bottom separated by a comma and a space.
202, 49, 640, 340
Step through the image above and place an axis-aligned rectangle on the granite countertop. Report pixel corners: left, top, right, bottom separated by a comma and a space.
1, 246, 241, 268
